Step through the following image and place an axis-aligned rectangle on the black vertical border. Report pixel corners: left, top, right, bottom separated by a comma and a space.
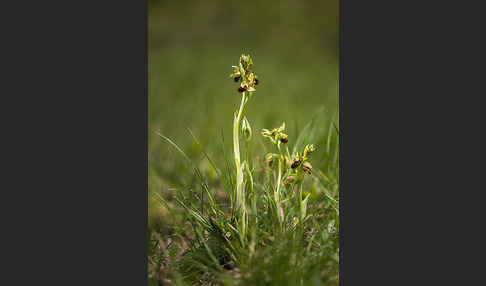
3, 0, 150, 284
143, 0, 149, 283
339, 0, 343, 281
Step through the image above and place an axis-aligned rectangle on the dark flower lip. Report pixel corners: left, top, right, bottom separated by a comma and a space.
254, 78, 259, 85
280, 137, 288, 144
302, 163, 312, 175
291, 160, 301, 169
238, 85, 248, 93
234, 76, 240, 82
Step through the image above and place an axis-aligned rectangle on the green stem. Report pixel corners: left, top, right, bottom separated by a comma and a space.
276, 157, 282, 203
275, 144, 283, 203
233, 92, 247, 239
273, 144, 285, 229
233, 92, 246, 171
245, 139, 250, 168
286, 145, 291, 163
299, 181, 303, 211
245, 139, 256, 217
298, 181, 304, 235
233, 92, 247, 208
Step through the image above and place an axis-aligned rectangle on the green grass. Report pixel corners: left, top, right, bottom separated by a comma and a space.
149, 105, 339, 285
149, 1, 339, 284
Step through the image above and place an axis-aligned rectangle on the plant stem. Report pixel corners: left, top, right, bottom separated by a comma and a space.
233, 92, 247, 239
276, 157, 282, 204
233, 92, 246, 171
274, 144, 285, 228
245, 138, 250, 168
286, 145, 291, 162
298, 181, 304, 235
299, 181, 303, 214
245, 139, 256, 219
233, 92, 246, 209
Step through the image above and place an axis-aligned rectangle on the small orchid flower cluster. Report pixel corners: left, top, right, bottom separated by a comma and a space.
261, 122, 288, 145
230, 54, 259, 95
284, 144, 315, 185
261, 123, 315, 180
262, 123, 291, 171
261, 122, 316, 226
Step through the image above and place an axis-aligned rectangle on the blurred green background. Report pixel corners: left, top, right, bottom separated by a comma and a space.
149, 0, 339, 222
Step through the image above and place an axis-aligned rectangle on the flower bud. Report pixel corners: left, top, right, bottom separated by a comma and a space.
284, 175, 296, 185
284, 155, 291, 169
241, 116, 252, 141
265, 153, 277, 168
303, 144, 315, 157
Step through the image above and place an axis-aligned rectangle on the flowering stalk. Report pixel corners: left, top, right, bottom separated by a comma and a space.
262, 123, 289, 226
289, 144, 315, 224
229, 54, 259, 239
